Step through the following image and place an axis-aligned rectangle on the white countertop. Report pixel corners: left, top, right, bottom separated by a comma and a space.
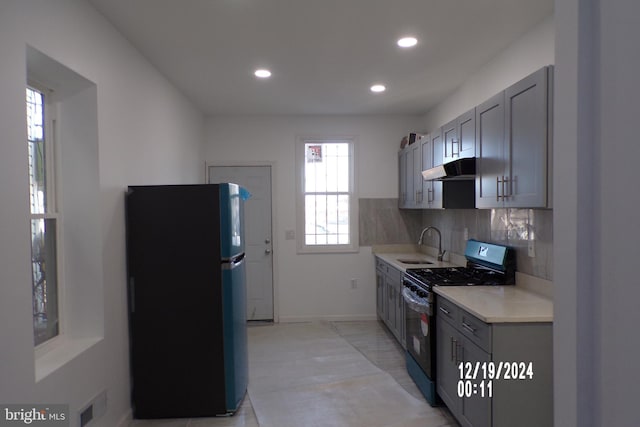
374, 252, 457, 271
434, 285, 553, 323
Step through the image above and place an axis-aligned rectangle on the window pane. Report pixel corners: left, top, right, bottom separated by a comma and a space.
304, 194, 350, 245
31, 218, 59, 346
305, 142, 350, 194
26, 87, 46, 214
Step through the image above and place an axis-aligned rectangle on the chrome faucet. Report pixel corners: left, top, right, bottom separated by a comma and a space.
418, 226, 445, 261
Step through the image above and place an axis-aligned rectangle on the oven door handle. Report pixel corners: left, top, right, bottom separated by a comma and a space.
402, 288, 431, 314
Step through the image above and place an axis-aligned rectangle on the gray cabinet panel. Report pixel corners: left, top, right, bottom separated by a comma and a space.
430, 131, 443, 208
475, 92, 505, 208
442, 119, 458, 164
419, 134, 432, 208
491, 323, 553, 427
460, 339, 492, 427
504, 67, 549, 207
458, 108, 476, 160
413, 136, 426, 207
398, 151, 406, 207
437, 316, 462, 414
444, 108, 476, 164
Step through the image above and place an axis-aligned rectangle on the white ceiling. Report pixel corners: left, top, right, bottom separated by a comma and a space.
87, 0, 553, 116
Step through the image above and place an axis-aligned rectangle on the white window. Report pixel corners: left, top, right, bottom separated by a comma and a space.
296, 137, 358, 253
27, 85, 60, 346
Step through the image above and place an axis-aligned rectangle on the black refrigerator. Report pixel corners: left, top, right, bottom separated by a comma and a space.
125, 184, 248, 418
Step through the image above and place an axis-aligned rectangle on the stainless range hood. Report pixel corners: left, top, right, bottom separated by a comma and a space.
422, 157, 476, 181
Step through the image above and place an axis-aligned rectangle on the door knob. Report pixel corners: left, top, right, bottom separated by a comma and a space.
265, 238, 271, 244
265, 249, 272, 254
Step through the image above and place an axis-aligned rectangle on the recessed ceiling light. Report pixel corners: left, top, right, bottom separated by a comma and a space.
254, 69, 272, 78
370, 84, 386, 93
397, 37, 418, 48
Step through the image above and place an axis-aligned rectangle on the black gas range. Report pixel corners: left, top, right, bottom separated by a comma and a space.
402, 240, 515, 407
403, 239, 516, 293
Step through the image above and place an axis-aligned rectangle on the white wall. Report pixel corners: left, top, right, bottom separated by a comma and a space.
204, 115, 420, 321
422, 14, 555, 130
554, 0, 640, 425
0, 1, 204, 426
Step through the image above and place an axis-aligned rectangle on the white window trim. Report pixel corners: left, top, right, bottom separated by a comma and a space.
295, 136, 359, 254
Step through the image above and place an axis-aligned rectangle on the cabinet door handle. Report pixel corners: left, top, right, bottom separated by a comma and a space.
439, 306, 450, 315
455, 341, 462, 365
503, 176, 510, 199
496, 176, 502, 201
461, 321, 476, 334
451, 337, 456, 362
452, 139, 460, 157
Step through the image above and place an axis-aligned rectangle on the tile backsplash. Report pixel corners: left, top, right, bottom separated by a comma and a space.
359, 198, 552, 281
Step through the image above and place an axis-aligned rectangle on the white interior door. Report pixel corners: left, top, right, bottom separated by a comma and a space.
208, 165, 274, 321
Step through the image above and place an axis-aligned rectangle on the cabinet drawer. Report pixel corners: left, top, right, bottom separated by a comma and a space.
436, 297, 459, 325
459, 309, 491, 353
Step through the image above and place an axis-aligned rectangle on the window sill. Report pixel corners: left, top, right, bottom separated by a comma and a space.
296, 245, 360, 254
35, 336, 103, 382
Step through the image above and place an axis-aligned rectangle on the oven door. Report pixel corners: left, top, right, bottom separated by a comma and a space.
402, 287, 435, 380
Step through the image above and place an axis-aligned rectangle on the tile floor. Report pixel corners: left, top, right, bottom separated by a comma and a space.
128, 321, 457, 427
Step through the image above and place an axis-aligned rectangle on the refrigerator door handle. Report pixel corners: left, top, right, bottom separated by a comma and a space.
222, 253, 245, 270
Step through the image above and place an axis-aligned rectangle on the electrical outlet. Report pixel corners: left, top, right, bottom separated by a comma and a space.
528, 239, 536, 258
463, 227, 469, 241
350, 279, 358, 289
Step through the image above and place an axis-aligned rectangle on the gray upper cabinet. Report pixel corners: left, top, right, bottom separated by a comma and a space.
412, 139, 424, 207
398, 146, 415, 208
503, 66, 551, 208
442, 119, 458, 164
443, 108, 476, 164
457, 108, 476, 160
398, 66, 552, 210
428, 130, 444, 208
475, 92, 505, 208
398, 150, 406, 207
416, 134, 430, 208
399, 134, 433, 209
475, 66, 552, 208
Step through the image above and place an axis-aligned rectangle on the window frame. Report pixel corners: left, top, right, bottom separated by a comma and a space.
27, 82, 64, 351
295, 136, 359, 254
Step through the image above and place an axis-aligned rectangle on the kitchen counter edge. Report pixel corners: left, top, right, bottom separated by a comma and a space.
434, 285, 553, 323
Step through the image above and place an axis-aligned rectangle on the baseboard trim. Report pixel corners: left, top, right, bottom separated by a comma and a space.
278, 314, 378, 323
116, 408, 132, 427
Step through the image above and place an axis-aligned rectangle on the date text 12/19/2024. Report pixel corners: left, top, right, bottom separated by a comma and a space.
457, 361, 535, 398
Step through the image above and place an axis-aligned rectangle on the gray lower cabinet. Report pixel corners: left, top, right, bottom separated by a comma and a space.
436, 296, 552, 427
375, 257, 405, 349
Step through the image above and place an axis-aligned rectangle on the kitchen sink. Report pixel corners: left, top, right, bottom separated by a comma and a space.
396, 258, 433, 265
